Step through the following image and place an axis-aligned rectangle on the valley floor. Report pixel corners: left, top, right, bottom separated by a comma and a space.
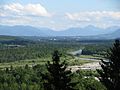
0, 55, 101, 71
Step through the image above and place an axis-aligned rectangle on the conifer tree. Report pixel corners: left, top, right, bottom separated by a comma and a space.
97, 40, 120, 90
42, 50, 76, 90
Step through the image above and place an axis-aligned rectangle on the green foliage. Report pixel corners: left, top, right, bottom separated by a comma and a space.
0, 39, 111, 63
0, 41, 82, 62
0, 65, 44, 90
0, 61, 107, 90
82, 44, 109, 56
0, 38, 113, 90
73, 70, 107, 90
0, 36, 17, 41
82, 77, 106, 90
42, 50, 76, 90
97, 40, 120, 90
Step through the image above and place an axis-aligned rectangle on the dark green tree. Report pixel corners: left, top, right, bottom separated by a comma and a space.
97, 40, 120, 90
42, 50, 76, 90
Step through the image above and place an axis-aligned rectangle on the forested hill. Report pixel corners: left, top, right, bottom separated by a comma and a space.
0, 35, 18, 41
0, 35, 34, 45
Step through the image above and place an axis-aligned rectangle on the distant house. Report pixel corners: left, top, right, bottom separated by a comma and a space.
68, 49, 82, 56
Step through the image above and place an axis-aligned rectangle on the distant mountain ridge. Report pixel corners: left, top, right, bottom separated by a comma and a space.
99, 29, 120, 39
76, 29, 120, 40
58, 25, 116, 36
0, 25, 46, 36
0, 25, 120, 39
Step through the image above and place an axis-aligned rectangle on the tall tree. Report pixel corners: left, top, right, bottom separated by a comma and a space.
42, 50, 76, 90
97, 40, 120, 90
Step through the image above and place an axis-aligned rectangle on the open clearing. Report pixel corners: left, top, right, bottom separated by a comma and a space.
0, 55, 101, 71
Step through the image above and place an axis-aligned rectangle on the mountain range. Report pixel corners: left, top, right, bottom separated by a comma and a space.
0, 25, 120, 39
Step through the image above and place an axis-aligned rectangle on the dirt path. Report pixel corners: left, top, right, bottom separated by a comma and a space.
68, 62, 101, 72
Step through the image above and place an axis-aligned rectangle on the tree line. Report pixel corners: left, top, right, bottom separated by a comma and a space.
0, 40, 110, 63
0, 39, 120, 90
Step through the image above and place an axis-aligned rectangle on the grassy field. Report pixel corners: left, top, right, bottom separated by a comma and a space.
0, 55, 97, 69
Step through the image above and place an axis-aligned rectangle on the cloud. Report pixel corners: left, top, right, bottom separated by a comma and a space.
66, 11, 120, 22
65, 11, 120, 29
0, 16, 32, 25
3, 3, 23, 13
0, 13, 6, 17
65, 13, 91, 22
0, 3, 120, 30
0, 3, 53, 29
1, 3, 51, 17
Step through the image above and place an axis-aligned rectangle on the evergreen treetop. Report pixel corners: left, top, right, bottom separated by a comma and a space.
97, 40, 120, 90
42, 50, 76, 90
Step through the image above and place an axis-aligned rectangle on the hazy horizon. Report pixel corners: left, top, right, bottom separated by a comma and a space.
0, 0, 120, 30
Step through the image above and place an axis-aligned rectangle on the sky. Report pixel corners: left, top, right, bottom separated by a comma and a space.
0, 0, 120, 30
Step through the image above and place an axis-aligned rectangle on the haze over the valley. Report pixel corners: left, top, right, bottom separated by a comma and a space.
0, 0, 120, 38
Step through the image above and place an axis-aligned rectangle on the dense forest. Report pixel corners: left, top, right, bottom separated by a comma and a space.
0, 36, 120, 90
0, 51, 106, 90
0, 37, 111, 63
